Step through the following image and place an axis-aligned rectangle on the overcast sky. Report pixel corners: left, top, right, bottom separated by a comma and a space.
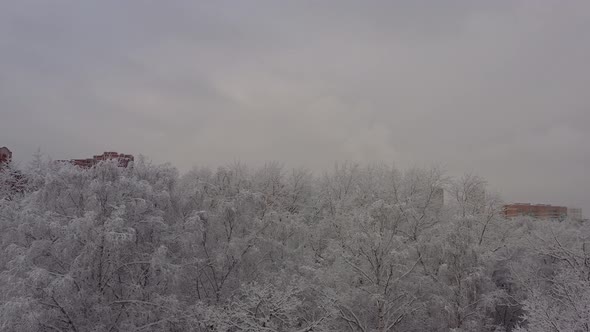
1, 1, 589, 213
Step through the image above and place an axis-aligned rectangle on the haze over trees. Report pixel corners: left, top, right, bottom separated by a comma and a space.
0, 157, 587, 331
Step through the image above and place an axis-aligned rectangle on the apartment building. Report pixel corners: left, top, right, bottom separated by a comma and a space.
57, 151, 134, 168
503, 203, 567, 221
0, 147, 12, 164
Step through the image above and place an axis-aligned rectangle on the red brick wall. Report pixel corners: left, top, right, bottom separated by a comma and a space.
503, 203, 567, 220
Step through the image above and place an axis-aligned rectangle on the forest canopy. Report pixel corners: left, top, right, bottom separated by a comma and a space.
0, 157, 588, 331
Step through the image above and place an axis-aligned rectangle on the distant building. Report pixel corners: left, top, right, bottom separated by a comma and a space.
0, 147, 12, 165
503, 203, 567, 221
567, 207, 583, 221
470, 185, 487, 215
0, 147, 25, 196
57, 151, 134, 168
433, 187, 444, 210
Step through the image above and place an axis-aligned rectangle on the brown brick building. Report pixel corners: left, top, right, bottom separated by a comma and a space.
58, 151, 134, 168
503, 203, 567, 221
0, 147, 25, 195
0, 147, 12, 165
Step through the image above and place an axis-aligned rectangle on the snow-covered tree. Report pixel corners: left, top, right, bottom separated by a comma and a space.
1, 156, 580, 332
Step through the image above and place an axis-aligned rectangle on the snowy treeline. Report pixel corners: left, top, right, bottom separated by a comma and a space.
0, 158, 588, 331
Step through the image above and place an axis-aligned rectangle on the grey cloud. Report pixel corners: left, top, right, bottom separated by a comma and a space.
1, 0, 589, 213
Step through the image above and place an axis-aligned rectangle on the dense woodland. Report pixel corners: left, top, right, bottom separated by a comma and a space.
0, 156, 588, 331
